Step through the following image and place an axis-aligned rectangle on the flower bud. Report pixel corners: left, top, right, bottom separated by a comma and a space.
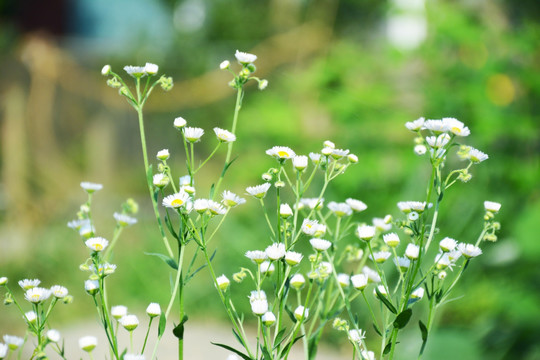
219, 60, 230, 70
156, 149, 170, 161
0, 277, 7, 285
101, 65, 111, 76
217, 275, 230, 291
174, 117, 187, 129
146, 303, 161, 317
262, 312, 276, 326
258, 79, 268, 90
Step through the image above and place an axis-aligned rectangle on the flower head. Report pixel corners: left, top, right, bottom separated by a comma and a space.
266, 146, 296, 160
50, 285, 69, 299
405, 117, 425, 131
262, 311, 276, 326
280, 203, 293, 218
443, 118, 470, 136
144, 62, 158, 75
383, 233, 400, 247
266, 243, 286, 260
328, 202, 352, 217
156, 149, 170, 160
310, 238, 332, 252
290, 274, 305, 289
423, 119, 448, 133
467, 147, 489, 163
183, 127, 204, 143
85, 237, 109, 252
345, 198, 367, 212
362, 266, 381, 283
370, 251, 391, 263
351, 274, 368, 290
85, 280, 99, 295
47, 329, 61, 343
260, 261, 275, 274
222, 191, 246, 207
3, 335, 24, 350
124, 65, 146, 77
162, 190, 190, 209
458, 243, 483, 258
111, 305, 128, 319
79, 336, 97, 352
214, 127, 236, 143
25, 287, 51, 303
405, 244, 420, 260
348, 329, 366, 344
174, 117, 187, 128
114, 212, 137, 227
80, 182, 103, 193
293, 155, 308, 171
146, 303, 161, 317
285, 251, 303, 266
246, 183, 271, 199
394, 257, 411, 271
294, 306, 309, 321
245, 250, 268, 264
484, 201, 501, 213
356, 225, 376, 241
217, 275, 230, 291
439, 237, 458, 252
24, 311, 37, 324
235, 50, 257, 64
19, 279, 40, 290
120, 314, 139, 331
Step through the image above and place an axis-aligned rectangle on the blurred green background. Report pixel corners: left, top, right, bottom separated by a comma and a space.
0, 0, 538, 358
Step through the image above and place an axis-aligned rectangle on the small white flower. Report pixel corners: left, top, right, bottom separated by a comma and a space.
245, 250, 268, 264
124, 355, 146, 360
414, 144, 427, 155
25, 287, 51, 303
85, 280, 99, 295
156, 149, 170, 160
405, 244, 420, 260
19, 279, 40, 290
146, 303, 161, 317
80, 182, 103, 193
260, 261, 275, 274
394, 256, 411, 271
426, 133, 451, 148
337, 273, 350, 287
0, 344, 7, 358
484, 201, 501, 213
362, 266, 381, 283
246, 183, 271, 199
328, 201, 352, 217
346, 198, 367, 212
356, 225, 376, 241
67, 218, 89, 230
397, 201, 426, 213
317, 262, 333, 277
47, 329, 61, 343
266, 146, 296, 160
351, 274, 368, 290
443, 118, 470, 137
78, 336, 97, 352
258, 79, 268, 90
222, 191, 246, 207
24, 311, 37, 323
144, 62, 159, 75
423, 119, 448, 133
219, 60, 230, 70
111, 305, 128, 319
294, 306, 309, 321
266, 243, 286, 260
50, 285, 68, 299
183, 127, 204, 143
214, 127, 236, 143
370, 251, 391, 263
174, 117, 187, 128
85, 237, 109, 252
217, 275, 230, 291
208, 200, 226, 215
251, 299, 268, 316
124, 65, 146, 77
179, 175, 192, 187
193, 199, 209, 213
348, 329, 366, 344
290, 274, 306, 289
262, 311, 276, 326
114, 212, 137, 227
348, 153, 359, 163
293, 155, 308, 171
383, 233, 400, 247
3, 335, 24, 350
120, 314, 139, 331
162, 190, 190, 209
309, 152, 322, 164
279, 203, 293, 218
361, 350, 376, 360
320, 146, 332, 156
458, 243, 483, 258
411, 287, 425, 299
300, 198, 325, 211
310, 238, 332, 252
101, 65, 111, 76
0, 277, 7, 285
439, 237, 458, 252
331, 148, 349, 159
373, 217, 392, 232
405, 117, 425, 131
467, 147, 489, 163
235, 50, 257, 64
285, 251, 303, 266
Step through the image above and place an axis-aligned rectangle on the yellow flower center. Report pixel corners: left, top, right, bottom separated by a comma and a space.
94, 244, 103, 251
171, 199, 184, 207
277, 151, 289, 157
451, 126, 461, 133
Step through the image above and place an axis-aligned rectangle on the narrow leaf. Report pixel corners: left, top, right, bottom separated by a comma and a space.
211, 343, 252, 360
375, 287, 397, 314
372, 323, 383, 337
221, 156, 238, 178
172, 315, 188, 340
145, 252, 178, 270
393, 308, 413, 329
164, 215, 179, 240
279, 336, 304, 359
158, 311, 167, 338
273, 328, 287, 349
419, 320, 428, 342
383, 341, 393, 355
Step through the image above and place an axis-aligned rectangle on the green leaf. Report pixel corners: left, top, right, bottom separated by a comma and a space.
272, 328, 287, 349
221, 156, 238, 178
172, 315, 188, 340
419, 320, 429, 355
145, 252, 178, 270
383, 341, 393, 355
393, 308, 413, 329
260, 345, 272, 360
164, 214, 179, 240
158, 311, 167, 338
232, 327, 245, 347
279, 336, 305, 359
375, 287, 397, 314
211, 343, 252, 360
372, 323, 383, 337
284, 305, 297, 323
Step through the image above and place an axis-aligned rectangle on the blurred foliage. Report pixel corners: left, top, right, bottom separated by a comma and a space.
0, 0, 539, 359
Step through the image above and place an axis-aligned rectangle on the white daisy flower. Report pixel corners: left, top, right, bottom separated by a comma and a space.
300, 197, 324, 210
120, 314, 139, 331
208, 200, 227, 215
219, 60, 230, 70
111, 305, 128, 319
293, 155, 308, 171
67, 218, 89, 230
414, 144, 427, 155
260, 261, 275, 274
179, 175, 192, 187
183, 127, 204, 143
85, 280, 99, 295
262, 312, 276, 326
265, 243, 286, 260
337, 273, 350, 287
162, 190, 190, 209
18, 279, 40, 290
0, 277, 7, 285
79, 222, 95, 238
331, 148, 349, 159
383, 233, 400, 247
246, 183, 271, 199
156, 149, 170, 160
294, 306, 309, 320
458, 243, 483, 258
3, 335, 24, 350
484, 201, 501, 213
405, 244, 420, 260
101, 64, 111, 76
235, 50, 257, 64
394, 256, 411, 271
152, 173, 169, 189
245, 250, 267, 264
356, 225, 376, 241
346, 198, 367, 212
426, 133, 451, 148
370, 251, 391, 263
50, 285, 68, 299
144, 62, 158, 75
78, 336, 98, 352
397, 201, 426, 213
221, 191, 246, 207
317, 262, 333, 277
361, 350, 376, 360
266, 146, 296, 160
123, 65, 145, 77
146, 303, 161, 317
47, 329, 61, 343
348, 153, 359, 163
251, 299, 268, 315
113, 212, 137, 227
25, 287, 51, 304
285, 251, 303, 266
467, 147, 489, 163
174, 117, 187, 128
309, 152, 322, 164
80, 182, 103, 193
214, 127, 236, 143
423, 119, 448, 133
85, 237, 109, 252
348, 329, 366, 344
279, 203, 293, 218
405, 117, 425, 131
351, 274, 368, 290
373, 217, 392, 232
290, 274, 305, 289
362, 266, 381, 283
439, 237, 458, 252
411, 287, 425, 299
328, 202, 352, 217
443, 117, 470, 136
310, 238, 332, 252
216, 275, 230, 291
24, 311, 37, 323
0, 344, 6, 358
